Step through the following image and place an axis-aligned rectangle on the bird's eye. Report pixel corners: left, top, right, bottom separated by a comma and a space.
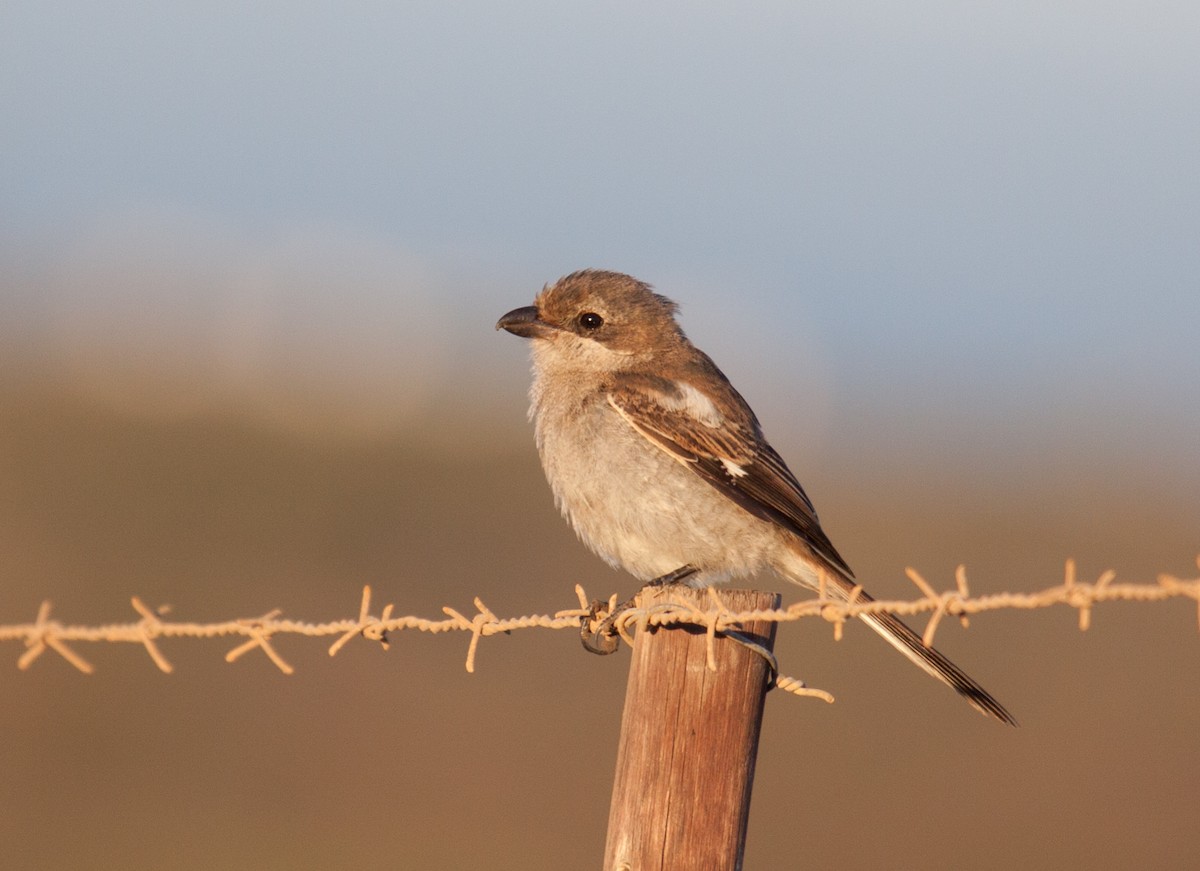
577, 312, 604, 331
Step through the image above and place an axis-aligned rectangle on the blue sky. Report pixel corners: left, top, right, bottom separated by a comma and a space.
3, 3, 1197, 458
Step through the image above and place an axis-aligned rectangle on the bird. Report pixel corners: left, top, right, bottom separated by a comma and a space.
497, 269, 1014, 724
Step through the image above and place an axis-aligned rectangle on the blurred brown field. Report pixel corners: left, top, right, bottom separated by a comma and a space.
1, 363, 1198, 871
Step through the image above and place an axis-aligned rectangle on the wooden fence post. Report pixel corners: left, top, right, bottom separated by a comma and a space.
602, 586, 781, 871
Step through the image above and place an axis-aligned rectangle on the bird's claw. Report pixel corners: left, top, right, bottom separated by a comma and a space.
580, 599, 623, 655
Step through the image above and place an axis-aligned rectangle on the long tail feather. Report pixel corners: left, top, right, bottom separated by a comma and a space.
781, 550, 1016, 725
858, 605, 1016, 725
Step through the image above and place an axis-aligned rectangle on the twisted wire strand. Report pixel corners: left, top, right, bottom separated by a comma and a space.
4, 558, 1197, 703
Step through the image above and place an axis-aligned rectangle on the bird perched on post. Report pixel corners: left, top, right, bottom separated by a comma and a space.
497, 269, 1014, 724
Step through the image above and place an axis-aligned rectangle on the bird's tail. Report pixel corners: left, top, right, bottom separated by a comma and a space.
856, 604, 1016, 724
780, 550, 1016, 725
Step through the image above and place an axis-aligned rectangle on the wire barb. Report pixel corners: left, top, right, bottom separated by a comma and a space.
130, 596, 174, 673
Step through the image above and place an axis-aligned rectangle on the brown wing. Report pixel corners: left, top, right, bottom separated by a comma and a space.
607, 373, 854, 577
610, 374, 1016, 723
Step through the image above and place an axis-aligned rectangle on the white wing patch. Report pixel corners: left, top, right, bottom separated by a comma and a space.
720, 457, 748, 478
654, 381, 723, 427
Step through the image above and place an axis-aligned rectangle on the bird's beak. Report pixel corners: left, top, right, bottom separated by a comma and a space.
496, 305, 552, 339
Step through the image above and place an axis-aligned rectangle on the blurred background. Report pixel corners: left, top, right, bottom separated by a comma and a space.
2, 3, 1198, 868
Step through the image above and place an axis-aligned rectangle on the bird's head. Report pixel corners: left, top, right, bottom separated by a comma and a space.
496, 270, 685, 371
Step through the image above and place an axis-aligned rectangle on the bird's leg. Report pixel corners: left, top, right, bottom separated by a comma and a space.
580, 564, 700, 655
645, 564, 700, 588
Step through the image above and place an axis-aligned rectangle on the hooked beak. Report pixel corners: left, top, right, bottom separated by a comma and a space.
496, 305, 553, 339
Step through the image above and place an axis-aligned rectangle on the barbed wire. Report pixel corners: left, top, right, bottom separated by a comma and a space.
3, 558, 1197, 703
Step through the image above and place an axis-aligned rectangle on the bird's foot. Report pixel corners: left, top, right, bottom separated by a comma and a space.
580, 598, 623, 655
580, 565, 699, 655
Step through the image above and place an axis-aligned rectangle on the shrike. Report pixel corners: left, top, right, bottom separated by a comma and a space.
497, 269, 1013, 724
